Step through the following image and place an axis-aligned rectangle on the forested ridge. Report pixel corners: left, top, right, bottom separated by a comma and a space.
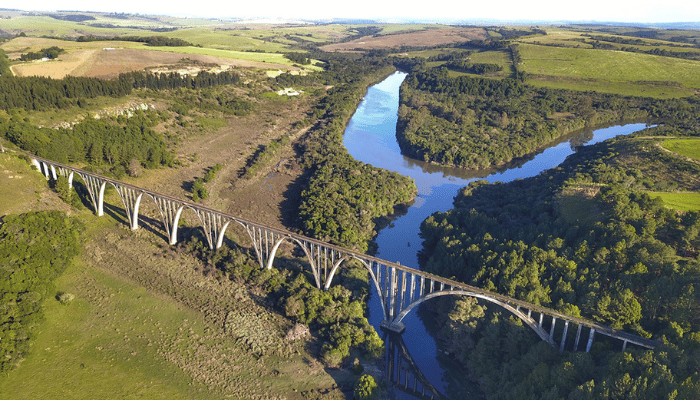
396, 67, 698, 169
418, 124, 700, 399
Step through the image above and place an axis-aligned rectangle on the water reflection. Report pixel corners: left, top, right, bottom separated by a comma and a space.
384, 333, 448, 400
344, 71, 652, 399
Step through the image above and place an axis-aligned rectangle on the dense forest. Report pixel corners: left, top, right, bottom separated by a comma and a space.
0, 211, 83, 372
418, 124, 700, 399
395, 67, 699, 169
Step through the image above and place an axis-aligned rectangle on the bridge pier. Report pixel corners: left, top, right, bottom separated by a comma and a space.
114, 185, 144, 230
193, 208, 230, 250
380, 320, 406, 334
153, 197, 185, 245
77, 173, 106, 216
23, 155, 660, 357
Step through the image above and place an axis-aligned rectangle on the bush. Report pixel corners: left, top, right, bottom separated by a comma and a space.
56, 292, 75, 305
353, 374, 379, 400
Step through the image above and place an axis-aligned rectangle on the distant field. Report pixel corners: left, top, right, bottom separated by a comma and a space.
469, 50, 511, 68
320, 26, 487, 52
0, 15, 145, 37
378, 24, 436, 35
519, 43, 700, 97
3, 37, 320, 79
662, 139, 700, 160
650, 192, 700, 212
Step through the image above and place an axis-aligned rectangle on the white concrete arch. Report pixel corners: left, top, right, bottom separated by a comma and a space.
394, 289, 554, 345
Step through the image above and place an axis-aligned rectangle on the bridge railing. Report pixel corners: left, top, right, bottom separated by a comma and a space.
26, 154, 660, 352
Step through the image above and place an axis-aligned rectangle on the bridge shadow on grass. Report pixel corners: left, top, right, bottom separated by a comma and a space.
278, 162, 314, 229
101, 203, 169, 242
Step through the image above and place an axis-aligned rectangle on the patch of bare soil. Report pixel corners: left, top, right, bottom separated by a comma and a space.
320, 27, 488, 52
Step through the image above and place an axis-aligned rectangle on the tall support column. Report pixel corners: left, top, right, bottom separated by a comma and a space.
585, 328, 596, 353
193, 208, 231, 250
114, 185, 143, 230
49, 164, 58, 180
539, 313, 544, 328
388, 267, 396, 320
153, 196, 185, 245
31, 158, 42, 173
380, 266, 406, 334
622, 340, 628, 352
573, 324, 583, 352
55, 167, 74, 189
78, 173, 106, 216
38, 161, 49, 179
399, 270, 407, 315
559, 321, 570, 353
549, 317, 557, 342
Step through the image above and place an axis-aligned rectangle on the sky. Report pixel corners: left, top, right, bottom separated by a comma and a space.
9, 0, 700, 23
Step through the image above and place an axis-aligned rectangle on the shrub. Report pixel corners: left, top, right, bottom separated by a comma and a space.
353, 374, 379, 400
56, 292, 75, 305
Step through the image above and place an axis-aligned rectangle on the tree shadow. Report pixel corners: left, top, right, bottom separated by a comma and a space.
278, 163, 314, 230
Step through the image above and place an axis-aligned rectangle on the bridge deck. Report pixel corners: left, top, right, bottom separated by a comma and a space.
29, 155, 660, 351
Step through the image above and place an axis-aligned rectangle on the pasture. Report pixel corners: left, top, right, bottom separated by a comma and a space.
519, 43, 700, 97
662, 139, 700, 161
650, 192, 700, 212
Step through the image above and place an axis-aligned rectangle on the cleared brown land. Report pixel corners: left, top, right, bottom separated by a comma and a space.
12, 48, 296, 79
320, 27, 487, 51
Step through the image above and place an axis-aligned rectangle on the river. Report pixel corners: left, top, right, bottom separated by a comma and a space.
342, 71, 650, 399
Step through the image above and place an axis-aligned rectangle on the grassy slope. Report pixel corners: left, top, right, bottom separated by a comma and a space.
0, 248, 216, 400
662, 138, 700, 160
519, 42, 700, 97
0, 153, 343, 399
650, 192, 700, 212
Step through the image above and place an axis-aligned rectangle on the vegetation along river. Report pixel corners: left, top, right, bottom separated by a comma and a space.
342, 71, 650, 399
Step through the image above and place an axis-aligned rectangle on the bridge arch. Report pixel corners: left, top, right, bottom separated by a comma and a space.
393, 289, 553, 345
324, 256, 389, 320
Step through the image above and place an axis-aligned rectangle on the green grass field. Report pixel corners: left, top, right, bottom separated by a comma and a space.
0, 151, 48, 215
469, 50, 511, 68
650, 192, 700, 212
662, 139, 700, 160
519, 43, 700, 97
377, 24, 436, 35
0, 250, 217, 400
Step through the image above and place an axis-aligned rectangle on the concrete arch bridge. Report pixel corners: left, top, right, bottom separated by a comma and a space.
31, 155, 659, 354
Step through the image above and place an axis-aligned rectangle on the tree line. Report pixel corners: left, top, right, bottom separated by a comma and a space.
19, 46, 65, 61
0, 50, 242, 111
1, 109, 173, 176
77, 35, 193, 47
